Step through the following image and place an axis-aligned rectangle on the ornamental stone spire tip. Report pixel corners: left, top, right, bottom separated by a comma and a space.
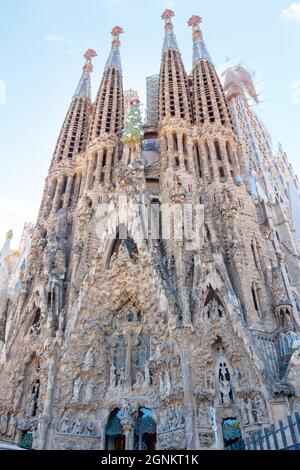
188, 15, 212, 67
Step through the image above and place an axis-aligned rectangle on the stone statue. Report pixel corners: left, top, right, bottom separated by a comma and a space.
144, 363, 151, 386
254, 394, 268, 422
164, 371, 172, 395
121, 401, 132, 420
7, 414, 16, 438
117, 369, 125, 388
27, 383, 39, 417
71, 376, 84, 403
84, 348, 95, 368
110, 365, 116, 388
160, 370, 172, 395
206, 370, 214, 391
85, 421, 97, 437
59, 411, 70, 434
0, 413, 8, 435
241, 398, 255, 425
197, 406, 212, 427
219, 378, 231, 405
133, 371, 144, 389
13, 382, 24, 410
71, 418, 83, 435
84, 383, 96, 403
58, 308, 65, 334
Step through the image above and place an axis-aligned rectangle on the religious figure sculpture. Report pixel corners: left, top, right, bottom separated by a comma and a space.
0, 413, 8, 435
71, 376, 84, 403
59, 411, 70, 434
84, 348, 95, 368
71, 418, 83, 435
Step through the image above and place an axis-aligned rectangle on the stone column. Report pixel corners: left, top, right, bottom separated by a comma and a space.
53, 177, 64, 212
199, 143, 210, 181
95, 148, 104, 182
84, 155, 93, 191
39, 360, 58, 449
122, 421, 134, 450
72, 172, 82, 204
160, 135, 167, 170
63, 175, 73, 208
208, 142, 219, 179
105, 147, 114, 188
177, 131, 185, 170
220, 142, 231, 178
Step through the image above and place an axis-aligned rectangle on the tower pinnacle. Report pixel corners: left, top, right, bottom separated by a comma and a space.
188, 15, 211, 67
161, 9, 179, 53
73, 49, 97, 99
105, 26, 124, 72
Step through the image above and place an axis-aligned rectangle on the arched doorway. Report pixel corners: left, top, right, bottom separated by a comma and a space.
20, 431, 33, 449
105, 409, 125, 450
133, 408, 156, 450
222, 418, 242, 448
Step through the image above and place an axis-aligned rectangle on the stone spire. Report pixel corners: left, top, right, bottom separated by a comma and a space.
188, 15, 232, 129
159, 10, 192, 124
188, 15, 212, 67
105, 26, 123, 72
73, 49, 97, 99
51, 49, 96, 164
161, 9, 179, 53
189, 16, 243, 184
88, 26, 124, 142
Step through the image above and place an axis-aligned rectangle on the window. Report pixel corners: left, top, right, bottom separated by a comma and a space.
215, 141, 222, 161
173, 133, 178, 152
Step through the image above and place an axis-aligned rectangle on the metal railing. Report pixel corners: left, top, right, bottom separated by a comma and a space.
225, 412, 300, 450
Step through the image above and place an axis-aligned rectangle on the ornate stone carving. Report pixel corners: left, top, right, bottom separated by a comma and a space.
71, 376, 85, 403
198, 432, 215, 447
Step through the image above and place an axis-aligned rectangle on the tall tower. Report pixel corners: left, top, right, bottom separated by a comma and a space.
0, 12, 300, 453
40, 50, 97, 221
86, 26, 124, 191
159, 10, 193, 173
189, 16, 242, 185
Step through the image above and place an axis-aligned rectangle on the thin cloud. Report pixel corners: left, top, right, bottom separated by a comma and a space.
44, 34, 70, 43
281, 3, 300, 22
66, 48, 85, 55
292, 80, 300, 105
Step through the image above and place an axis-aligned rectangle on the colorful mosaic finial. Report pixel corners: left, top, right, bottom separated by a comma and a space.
84, 49, 97, 61
111, 26, 124, 37
73, 49, 96, 99
188, 15, 212, 66
105, 26, 123, 72
188, 15, 202, 28
161, 9, 179, 52
162, 9, 175, 21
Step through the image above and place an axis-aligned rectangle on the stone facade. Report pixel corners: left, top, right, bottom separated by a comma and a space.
0, 12, 300, 450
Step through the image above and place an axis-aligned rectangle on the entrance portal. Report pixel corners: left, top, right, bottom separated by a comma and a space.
105, 409, 125, 450
222, 418, 242, 448
133, 408, 156, 450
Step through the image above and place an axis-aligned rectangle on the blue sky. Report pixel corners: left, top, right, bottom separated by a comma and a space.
0, 0, 299, 248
